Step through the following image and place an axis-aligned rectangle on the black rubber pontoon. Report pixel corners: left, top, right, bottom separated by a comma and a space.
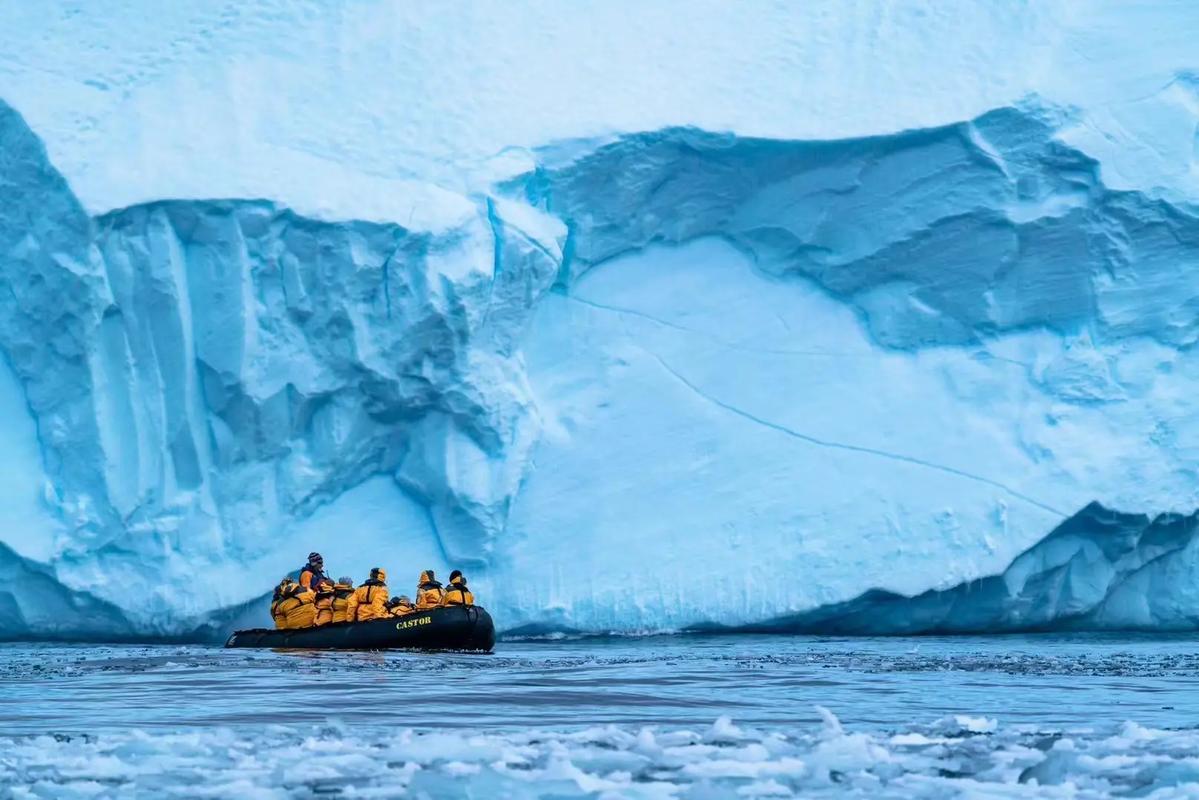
224, 605, 495, 651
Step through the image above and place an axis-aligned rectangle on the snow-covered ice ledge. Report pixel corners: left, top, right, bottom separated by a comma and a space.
3, 88, 1199, 638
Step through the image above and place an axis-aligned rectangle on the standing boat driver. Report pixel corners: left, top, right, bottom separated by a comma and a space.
298, 552, 330, 591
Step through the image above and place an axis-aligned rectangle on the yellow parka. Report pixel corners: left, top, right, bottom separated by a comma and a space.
271, 579, 298, 629
347, 568, 389, 622
443, 577, 474, 606
276, 587, 317, 629
389, 596, 417, 617
415, 570, 444, 610
331, 582, 355, 624
313, 583, 335, 626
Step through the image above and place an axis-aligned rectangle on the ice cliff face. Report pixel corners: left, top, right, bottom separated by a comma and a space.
735, 504, 1199, 634
2, 2, 1199, 638
0, 97, 566, 633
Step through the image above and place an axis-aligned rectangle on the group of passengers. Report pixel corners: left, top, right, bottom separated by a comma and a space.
271, 552, 476, 630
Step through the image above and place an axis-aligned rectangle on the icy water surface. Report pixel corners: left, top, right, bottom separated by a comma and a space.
4, 633, 1199, 798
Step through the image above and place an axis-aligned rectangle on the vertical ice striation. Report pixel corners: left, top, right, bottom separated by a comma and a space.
0, 100, 564, 632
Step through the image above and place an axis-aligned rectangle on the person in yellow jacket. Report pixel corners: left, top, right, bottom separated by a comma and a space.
275, 582, 317, 629
331, 576, 355, 624
346, 567, 389, 622
313, 579, 335, 626
388, 595, 417, 616
415, 570, 444, 610
271, 577, 297, 629
442, 570, 474, 606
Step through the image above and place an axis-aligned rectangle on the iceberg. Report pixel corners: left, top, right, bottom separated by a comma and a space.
1, 3, 1199, 638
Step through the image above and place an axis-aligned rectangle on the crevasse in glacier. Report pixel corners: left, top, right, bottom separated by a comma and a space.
2, 2, 1199, 637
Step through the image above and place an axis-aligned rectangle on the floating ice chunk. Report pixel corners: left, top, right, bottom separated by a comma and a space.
932, 715, 999, 735
705, 715, 750, 744
17, 715, 1199, 798
815, 706, 844, 738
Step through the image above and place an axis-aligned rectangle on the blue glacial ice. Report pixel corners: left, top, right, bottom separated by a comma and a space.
1, 2, 1199, 638
719, 503, 1199, 634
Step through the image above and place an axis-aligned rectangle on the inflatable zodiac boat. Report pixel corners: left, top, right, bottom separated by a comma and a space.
225, 605, 495, 652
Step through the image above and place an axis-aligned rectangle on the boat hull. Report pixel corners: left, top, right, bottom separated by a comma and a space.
224, 605, 495, 651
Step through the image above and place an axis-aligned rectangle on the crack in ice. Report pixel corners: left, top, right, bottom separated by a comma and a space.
565, 292, 880, 359
647, 350, 1068, 518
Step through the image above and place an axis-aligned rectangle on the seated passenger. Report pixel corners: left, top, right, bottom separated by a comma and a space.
298, 551, 330, 592
276, 582, 317, 629
331, 576, 355, 624
388, 595, 417, 616
346, 567, 389, 622
415, 570, 444, 610
442, 570, 475, 606
313, 580, 335, 626
271, 577, 296, 630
